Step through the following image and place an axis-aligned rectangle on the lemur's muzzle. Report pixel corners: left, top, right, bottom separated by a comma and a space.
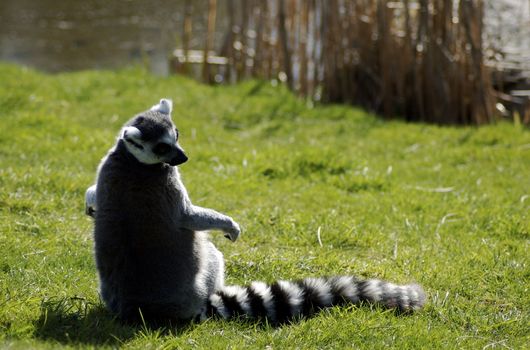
168, 151, 188, 166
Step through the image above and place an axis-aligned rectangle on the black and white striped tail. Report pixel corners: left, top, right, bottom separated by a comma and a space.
206, 276, 425, 324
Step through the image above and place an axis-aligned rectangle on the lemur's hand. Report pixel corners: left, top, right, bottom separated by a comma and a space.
224, 219, 241, 242
85, 185, 97, 218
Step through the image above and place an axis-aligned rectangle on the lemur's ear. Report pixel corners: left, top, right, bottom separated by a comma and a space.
121, 126, 142, 141
150, 98, 173, 115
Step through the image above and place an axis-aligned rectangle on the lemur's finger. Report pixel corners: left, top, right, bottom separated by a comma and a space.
86, 205, 96, 217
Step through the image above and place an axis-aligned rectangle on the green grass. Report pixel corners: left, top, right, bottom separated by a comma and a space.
0, 63, 528, 349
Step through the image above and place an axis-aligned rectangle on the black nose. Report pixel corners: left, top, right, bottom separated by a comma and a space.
169, 153, 188, 166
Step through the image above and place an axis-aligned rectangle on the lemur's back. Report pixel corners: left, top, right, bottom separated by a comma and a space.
94, 142, 206, 321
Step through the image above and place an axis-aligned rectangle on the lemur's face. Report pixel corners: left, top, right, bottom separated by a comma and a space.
121, 99, 188, 166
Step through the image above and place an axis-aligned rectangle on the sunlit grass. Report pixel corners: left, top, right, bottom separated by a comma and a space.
0, 63, 528, 349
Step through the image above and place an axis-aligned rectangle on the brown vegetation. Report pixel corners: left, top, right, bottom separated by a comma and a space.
172, 0, 526, 125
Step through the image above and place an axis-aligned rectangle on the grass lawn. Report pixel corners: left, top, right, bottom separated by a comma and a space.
0, 63, 528, 349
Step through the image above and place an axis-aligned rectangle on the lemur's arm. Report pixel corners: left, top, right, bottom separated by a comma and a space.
85, 185, 97, 218
181, 204, 241, 241
85, 184, 241, 241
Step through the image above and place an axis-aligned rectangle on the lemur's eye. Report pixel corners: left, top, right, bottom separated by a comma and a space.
153, 143, 171, 155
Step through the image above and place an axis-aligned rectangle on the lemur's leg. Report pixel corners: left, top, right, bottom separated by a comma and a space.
197, 242, 225, 322
206, 242, 225, 291
182, 205, 240, 241
85, 185, 97, 217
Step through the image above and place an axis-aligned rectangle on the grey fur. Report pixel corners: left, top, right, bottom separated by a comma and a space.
86, 99, 425, 324
88, 99, 239, 322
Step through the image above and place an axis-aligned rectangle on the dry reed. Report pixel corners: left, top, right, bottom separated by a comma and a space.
173, 0, 503, 125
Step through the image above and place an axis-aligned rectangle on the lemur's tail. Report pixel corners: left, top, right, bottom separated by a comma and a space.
206, 276, 425, 323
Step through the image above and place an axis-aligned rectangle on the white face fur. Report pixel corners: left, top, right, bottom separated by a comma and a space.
120, 99, 188, 166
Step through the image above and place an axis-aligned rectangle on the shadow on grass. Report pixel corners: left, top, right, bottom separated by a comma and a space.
33, 296, 417, 346
33, 296, 193, 347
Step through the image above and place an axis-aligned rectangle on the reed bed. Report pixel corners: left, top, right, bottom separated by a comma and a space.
173, 0, 501, 125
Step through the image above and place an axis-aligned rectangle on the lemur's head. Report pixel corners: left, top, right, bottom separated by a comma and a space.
121, 98, 188, 166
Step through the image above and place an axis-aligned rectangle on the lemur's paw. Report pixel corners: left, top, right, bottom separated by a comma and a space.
224, 220, 241, 242
85, 185, 97, 218
86, 205, 96, 217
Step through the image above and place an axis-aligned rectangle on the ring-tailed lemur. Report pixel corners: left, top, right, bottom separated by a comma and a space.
85, 99, 425, 324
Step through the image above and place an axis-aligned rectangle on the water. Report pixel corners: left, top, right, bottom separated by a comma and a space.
0, 0, 528, 74
0, 0, 213, 75
484, 0, 530, 64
